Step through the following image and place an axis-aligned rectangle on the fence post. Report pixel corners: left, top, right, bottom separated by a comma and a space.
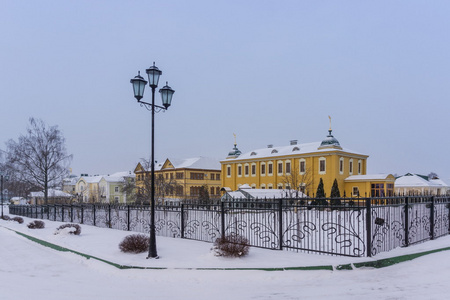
448, 196, 450, 234
365, 197, 372, 257
81, 205, 84, 224
127, 205, 131, 231
62, 205, 64, 222
278, 198, 283, 250
221, 201, 225, 238
181, 204, 185, 239
93, 204, 96, 226
54, 206, 57, 221
404, 197, 409, 247
430, 196, 435, 240
71, 204, 74, 222
108, 204, 111, 228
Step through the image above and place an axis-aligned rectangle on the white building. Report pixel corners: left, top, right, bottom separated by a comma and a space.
394, 173, 449, 196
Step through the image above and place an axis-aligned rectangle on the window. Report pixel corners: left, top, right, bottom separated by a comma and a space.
227, 165, 231, 177
339, 157, 344, 174
165, 173, 168, 179
371, 183, 385, 197
114, 186, 119, 193
238, 165, 242, 177
216, 174, 220, 180
278, 161, 283, 174
268, 162, 273, 175
176, 186, 184, 196
190, 172, 204, 180
261, 163, 266, 176
176, 172, 184, 179
349, 159, 353, 175
277, 184, 283, 189
244, 164, 249, 176
251, 164, 256, 176
286, 161, 291, 174
114, 196, 119, 202
319, 157, 326, 174
300, 160, 306, 174
352, 187, 359, 197
210, 187, 214, 195
210, 174, 215, 180
358, 160, 362, 175
386, 184, 394, 196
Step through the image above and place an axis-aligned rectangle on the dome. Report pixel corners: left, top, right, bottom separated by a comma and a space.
227, 144, 242, 158
318, 130, 342, 150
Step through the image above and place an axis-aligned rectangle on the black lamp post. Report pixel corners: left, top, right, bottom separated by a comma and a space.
130, 62, 175, 259
1, 173, 9, 218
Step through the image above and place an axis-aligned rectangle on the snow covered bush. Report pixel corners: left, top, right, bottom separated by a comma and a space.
1, 215, 11, 220
54, 223, 81, 235
11, 216, 24, 224
27, 220, 45, 229
212, 234, 250, 258
119, 234, 149, 254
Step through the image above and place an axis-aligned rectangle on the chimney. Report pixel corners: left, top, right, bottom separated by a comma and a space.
267, 144, 273, 148
290, 140, 298, 145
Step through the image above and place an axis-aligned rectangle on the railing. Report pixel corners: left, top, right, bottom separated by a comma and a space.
8, 195, 450, 257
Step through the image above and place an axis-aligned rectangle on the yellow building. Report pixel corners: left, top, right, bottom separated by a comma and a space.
221, 129, 394, 198
134, 157, 222, 202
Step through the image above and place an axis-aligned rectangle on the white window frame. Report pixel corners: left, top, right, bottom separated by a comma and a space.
358, 160, 362, 175
227, 165, 231, 178
277, 160, 283, 176
260, 162, 266, 177
339, 157, 344, 175
319, 157, 326, 175
251, 163, 257, 177
237, 164, 242, 177
349, 159, 353, 175
285, 160, 291, 175
299, 159, 306, 174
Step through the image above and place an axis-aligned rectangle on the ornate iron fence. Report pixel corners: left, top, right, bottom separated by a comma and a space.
9, 195, 450, 257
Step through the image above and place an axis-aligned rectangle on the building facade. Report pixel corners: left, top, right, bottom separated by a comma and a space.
221, 129, 394, 197
134, 157, 221, 202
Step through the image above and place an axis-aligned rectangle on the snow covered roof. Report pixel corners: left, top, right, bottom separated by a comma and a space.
29, 189, 72, 198
165, 157, 221, 171
395, 174, 449, 188
223, 184, 306, 200
222, 141, 367, 163
103, 171, 135, 182
345, 174, 395, 182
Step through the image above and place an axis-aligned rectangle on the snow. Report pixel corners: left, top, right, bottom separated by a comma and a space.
1, 205, 449, 300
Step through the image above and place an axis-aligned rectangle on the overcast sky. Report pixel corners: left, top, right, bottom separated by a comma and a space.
1, 1, 449, 181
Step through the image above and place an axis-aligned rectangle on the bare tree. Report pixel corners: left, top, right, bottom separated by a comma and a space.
4, 118, 72, 205
281, 164, 314, 197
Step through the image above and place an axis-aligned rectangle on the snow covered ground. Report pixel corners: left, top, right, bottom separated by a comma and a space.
1, 206, 449, 300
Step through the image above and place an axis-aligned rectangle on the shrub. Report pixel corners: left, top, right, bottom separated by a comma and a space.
1, 215, 11, 220
119, 234, 149, 254
55, 223, 81, 235
11, 217, 24, 224
28, 220, 45, 229
212, 234, 250, 258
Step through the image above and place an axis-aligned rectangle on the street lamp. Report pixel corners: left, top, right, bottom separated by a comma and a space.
130, 62, 175, 259
1, 173, 9, 218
